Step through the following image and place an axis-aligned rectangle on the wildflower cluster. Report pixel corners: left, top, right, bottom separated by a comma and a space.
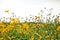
0, 8, 60, 40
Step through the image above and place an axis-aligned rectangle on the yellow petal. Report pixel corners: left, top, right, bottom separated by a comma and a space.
5, 10, 9, 13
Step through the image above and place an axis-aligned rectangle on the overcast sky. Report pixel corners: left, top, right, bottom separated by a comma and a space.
0, 0, 60, 20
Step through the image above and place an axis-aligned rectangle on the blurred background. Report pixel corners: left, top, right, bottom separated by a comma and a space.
0, 0, 60, 22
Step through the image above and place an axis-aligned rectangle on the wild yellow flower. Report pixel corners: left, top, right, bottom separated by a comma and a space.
5, 9, 10, 13
6, 25, 14, 31
54, 18, 59, 23
1, 28, 6, 34
34, 16, 40, 20
32, 24, 38, 28
1, 25, 14, 34
22, 22, 29, 34
39, 36, 42, 40
10, 21, 14, 24
57, 26, 60, 31
40, 24, 45, 27
0, 38, 3, 40
22, 22, 29, 29
10, 18, 20, 24
19, 25, 23, 33
0, 23, 6, 28
31, 36, 34, 40
34, 17, 37, 20
46, 35, 50, 39
8, 36, 15, 40
8, 36, 12, 40
23, 30, 29, 34
37, 16, 40, 18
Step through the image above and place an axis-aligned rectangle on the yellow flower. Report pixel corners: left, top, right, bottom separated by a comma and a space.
8, 36, 12, 40
34, 17, 37, 20
32, 24, 38, 28
23, 30, 28, 34
22, 22, 29, 34
10, 21, 14, 24
34, 16, 40, 20
5, 9, 10, 13
46, 35, 50, 39
37, 16, 40, 18
0, 38, 3, 40
54, 18, 59, 23
1, 28, 6, 34
57, 26, 60, 31
31, 36, 34, 40
1, 25, 14, 34
10, 18, 20, 24
6, 25, 14, 32
40, 24, 45, 27
0, 23, 6, 28
7, 36, 15, 40
19, 25, 23, 33
22, 22, 29, 29
39, 36, 42, 40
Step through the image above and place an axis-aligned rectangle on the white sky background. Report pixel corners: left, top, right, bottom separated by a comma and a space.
0, 0, 60, 22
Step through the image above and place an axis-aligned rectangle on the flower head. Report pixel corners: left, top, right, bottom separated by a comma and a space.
5, 9, 10, 13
